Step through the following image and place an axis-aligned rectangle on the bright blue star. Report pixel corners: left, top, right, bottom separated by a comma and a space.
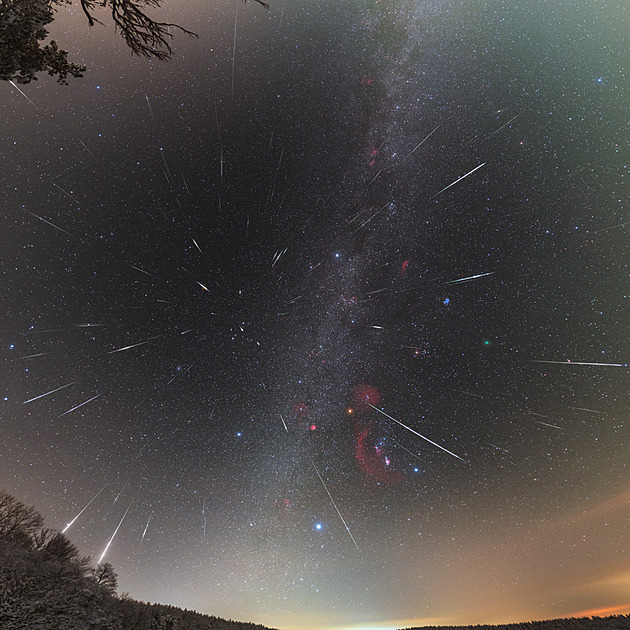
315, 523, 323, 531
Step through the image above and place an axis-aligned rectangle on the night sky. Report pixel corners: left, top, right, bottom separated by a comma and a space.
2, 1, 629, 629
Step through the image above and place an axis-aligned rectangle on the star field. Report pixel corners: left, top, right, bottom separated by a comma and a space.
1, 1, 629, 629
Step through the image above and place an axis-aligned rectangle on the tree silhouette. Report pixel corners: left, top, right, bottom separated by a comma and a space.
0, 0, 269, 84
0, 489, 43, 545
0, 0, 86, 83
93, 561, 118, 595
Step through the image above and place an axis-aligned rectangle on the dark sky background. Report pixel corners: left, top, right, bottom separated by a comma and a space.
2, 1, 629, 629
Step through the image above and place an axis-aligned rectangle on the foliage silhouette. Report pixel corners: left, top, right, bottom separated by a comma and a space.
0, 0, 269, 84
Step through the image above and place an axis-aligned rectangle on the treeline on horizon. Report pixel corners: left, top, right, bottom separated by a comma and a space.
0, 489, 277, 629
400, 614, 630, 630
2, 489, 629, 630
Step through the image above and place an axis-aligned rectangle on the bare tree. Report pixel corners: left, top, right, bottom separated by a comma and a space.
1, 0, 269, 83
93, 562, 118, 595
0, 489, 43, 546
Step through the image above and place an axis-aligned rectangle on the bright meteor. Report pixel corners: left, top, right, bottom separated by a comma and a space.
98, 502, 133, 564
430, 162, 486, 199
367, 403, 466, 462
62, 484, 109, 533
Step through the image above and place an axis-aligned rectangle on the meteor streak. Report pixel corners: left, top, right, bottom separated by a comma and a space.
311, 459, 359, 550
23, 381, 78, 404
108, 337, 158, 354
23, 209, 75, 238
62, 484, 109, 533
139, 512, 153, 546
352, 201, 389, 234
9, 80, 39, 109
367, 403, 466, 462
430, 162, 486, 199
128, 264, 156, 278
20, 352, 50, 359
98, 502, 133, 564
446, 271, 494, 284
231, 0, 239, 95
402, 125, 440, 161
279, 413, 288, 432
486, 113, 520, 140
532, 360, 625, 367
145, 94, 156, 124
59, 393, 102, 417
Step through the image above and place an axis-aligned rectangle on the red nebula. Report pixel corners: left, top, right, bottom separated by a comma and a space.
352, 383, 381, 413
361, 76, 374, 87
370, 146, 379, 157
354, 421, 403, 485
400, 259, 409, 278
294, 402, 309, 418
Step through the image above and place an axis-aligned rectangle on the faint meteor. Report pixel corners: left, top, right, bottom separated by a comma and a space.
366, 168, 385, 187
590, 219, 630, 234
483, 441, 510, 453
311, 459, 359, 551
402, 125, 440, 161
392, 439, 423, 462
128, 264, 156, 278
533, 420, 564, 430
367, 403, 466, 462
19, 352, 50, 359
352, 201, 389, 234
23, 209, 75, 238
98, 502, 133, 564
78, 140, 95, 158
59, 392, 102, 417
197, 281, 210, 292
569, 406, 604, 414
159, 148, 173, 181
112, 483, 129, 506
50, 180, 82, 206
446, 271, 494, 284
532, 360, 625, 367
145, 94, 156, 124
279, 413, 288, 432
23, 380, 78, 404
192, 238, 202, 253
430, 162, 486, 199
457, 390, 484, 399
348, 208, 367, 224
486, 113, 520, 141
139, 512, 153, 546
62, 484, 109, 533
108, 337, 158, 354
231, 0, 239, 95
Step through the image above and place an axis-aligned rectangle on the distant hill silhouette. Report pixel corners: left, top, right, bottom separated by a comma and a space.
400, 614, 630, 630
0, 489, 277, 630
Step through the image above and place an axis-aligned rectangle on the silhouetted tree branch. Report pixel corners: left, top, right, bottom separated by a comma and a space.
1, 0, 269, 83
